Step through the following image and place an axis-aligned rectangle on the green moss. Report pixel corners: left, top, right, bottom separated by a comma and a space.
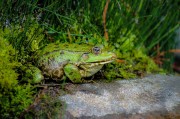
0, 38, 35, 118
23, 89, 64, 119
1, 84, 34, 118
0, 37, 19, 90
0, 21, 45, 55
105, 48, 163, 80
104, 31, 163, 80
25, 22, 45, 52
20, 64, 44, 84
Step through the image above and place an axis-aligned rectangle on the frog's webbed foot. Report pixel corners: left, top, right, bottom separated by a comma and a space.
77, 75, 97, 83
79, 78, 95, 83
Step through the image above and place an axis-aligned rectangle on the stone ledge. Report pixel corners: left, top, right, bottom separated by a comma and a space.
59, 74, 180, 119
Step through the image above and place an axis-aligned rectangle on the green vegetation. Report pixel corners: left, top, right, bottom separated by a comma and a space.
0, 38, 34, 118
104, 30, 163, 80
0, 0, 179, 118
23, 89, 64, 119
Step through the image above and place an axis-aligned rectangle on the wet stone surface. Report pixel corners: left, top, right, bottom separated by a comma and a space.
59, 74, 180, 119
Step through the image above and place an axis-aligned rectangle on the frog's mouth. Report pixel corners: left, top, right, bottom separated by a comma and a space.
84, 57, 116, 65
78, 60, 112, 69
88, 54, 117, 64
89, 59, 114, 64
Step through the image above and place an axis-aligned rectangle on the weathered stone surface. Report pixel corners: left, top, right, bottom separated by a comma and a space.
59, 74, 180, 119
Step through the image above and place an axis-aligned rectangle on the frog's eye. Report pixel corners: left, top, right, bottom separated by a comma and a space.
92, 46, 101, 55
82, 53, 89, 60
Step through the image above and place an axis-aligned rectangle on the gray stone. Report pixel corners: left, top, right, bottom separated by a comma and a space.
59, 74, 180, 119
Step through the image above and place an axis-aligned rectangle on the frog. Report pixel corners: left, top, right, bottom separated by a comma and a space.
34, 43, 116, 83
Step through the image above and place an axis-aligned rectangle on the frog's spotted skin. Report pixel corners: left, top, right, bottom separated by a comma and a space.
36, 43, 116, 83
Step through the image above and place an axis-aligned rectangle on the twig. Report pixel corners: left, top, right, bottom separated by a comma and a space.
103, 0, 110, 41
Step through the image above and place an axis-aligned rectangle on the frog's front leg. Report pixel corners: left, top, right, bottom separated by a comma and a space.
79, 64, 104, 77
64, 64, 83, 83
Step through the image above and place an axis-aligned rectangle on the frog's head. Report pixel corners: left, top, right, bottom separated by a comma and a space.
77, 46, 116, 77
79, 46, 117, 65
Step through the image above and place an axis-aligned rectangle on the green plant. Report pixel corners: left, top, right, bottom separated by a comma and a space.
22, 87, 65, 119
105, 31, 163, 80
0, 38, 35, 118
0, 37, 19, 90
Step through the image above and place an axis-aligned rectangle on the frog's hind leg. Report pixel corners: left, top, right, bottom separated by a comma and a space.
52, 68, 64, 80
64, 64, 82, 83
50, 59, 70, 81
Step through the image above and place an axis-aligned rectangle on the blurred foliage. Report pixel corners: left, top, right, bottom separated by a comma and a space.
1, 0, 179, 55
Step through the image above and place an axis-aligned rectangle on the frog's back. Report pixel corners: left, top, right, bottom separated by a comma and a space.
36, 43, 92, 63
38, 43, 92, 55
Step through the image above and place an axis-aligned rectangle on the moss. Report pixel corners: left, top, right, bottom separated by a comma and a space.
105, 48, 163, 80
23, 87, 65, 119
0, 37, 35, 118
104, 31, 163, 80
0, 37, 19, 90
21, 65, 44, 84
25, 22, 45, 52
1, 84, 34, 118
0, 21, 45, 60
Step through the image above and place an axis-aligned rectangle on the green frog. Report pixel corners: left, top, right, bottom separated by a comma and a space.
34, 43, 116, 83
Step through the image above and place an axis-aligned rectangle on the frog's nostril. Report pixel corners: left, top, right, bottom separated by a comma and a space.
112, 53, 117, 59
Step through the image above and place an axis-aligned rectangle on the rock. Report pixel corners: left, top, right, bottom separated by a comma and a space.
59, 74, 180, 119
